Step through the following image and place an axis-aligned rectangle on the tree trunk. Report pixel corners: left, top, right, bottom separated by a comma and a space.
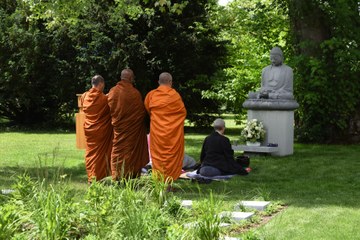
287, 0, 331, 56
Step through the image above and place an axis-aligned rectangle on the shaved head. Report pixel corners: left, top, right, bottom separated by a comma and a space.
158, 72, 173, 86
121, 68, 134, 83
91, 75, 104, 86
91, 74, 105, 92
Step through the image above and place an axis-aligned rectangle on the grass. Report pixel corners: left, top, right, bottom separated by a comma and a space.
0, 132, 86, 189
1, 119, 360, 239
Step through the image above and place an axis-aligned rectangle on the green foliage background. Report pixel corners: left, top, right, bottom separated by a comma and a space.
0, 0, 226, 127
287, 0, 360, 143
0, 0, 359, 143
205, 0, 360, 143
202, 0, 291, 122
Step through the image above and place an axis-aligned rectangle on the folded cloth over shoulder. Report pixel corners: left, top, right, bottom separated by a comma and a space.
185, 170, 236, 181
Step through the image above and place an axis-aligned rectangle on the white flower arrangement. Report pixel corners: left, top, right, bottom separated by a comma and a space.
241, 119, 266, 143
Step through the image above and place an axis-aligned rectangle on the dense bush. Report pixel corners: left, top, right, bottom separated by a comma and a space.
0, 0, 226, 128
287, 0, 360, 142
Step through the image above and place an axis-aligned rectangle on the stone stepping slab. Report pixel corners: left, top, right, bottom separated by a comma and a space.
184, 222, 232, 228
221, 237, 241, 240
220, 223, 231, 227
220, 211, 254, 221
1, 189, 15, 195
237, 201, 271, 211
182, 200, 271, 211
181, 200, 193, 208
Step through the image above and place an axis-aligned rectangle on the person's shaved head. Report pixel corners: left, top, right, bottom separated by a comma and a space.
158, 72, 173, 86
91, 75, 104, 86
91, 74, 105, 92
213, 118, 225, 131
121, 68, 134, 83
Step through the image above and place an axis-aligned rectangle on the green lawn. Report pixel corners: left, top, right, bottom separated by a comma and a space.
1, 124, 360, 239
0, 132, 86, 189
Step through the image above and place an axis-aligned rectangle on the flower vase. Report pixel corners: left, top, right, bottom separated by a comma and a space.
246, 141, 261, 147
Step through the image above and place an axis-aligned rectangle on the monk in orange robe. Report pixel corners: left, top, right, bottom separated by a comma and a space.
144, 72, 187, 182
107, 69, 149, 180
81, 75, 113, 183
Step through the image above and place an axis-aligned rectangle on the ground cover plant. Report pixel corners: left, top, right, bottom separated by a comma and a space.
1, 120, 360, 239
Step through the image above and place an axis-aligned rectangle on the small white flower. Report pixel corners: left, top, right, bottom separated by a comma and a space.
241, 119, 266, 142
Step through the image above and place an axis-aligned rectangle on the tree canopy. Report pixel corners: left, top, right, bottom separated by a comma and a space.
205, 0, 360, 143
0, 0, 226, 127
202, 0, 290, 122
0, 0, 359, 143
286, 0, 360, 142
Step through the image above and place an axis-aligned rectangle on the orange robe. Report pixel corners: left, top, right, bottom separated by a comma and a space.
107, 81, 149, 179
81, 88, 113, 183
144, 85, 187, 181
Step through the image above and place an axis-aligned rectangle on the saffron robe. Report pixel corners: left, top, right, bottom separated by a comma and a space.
144, 85, 187, 181
81, 88, 113, 183
107, 81, 149, 179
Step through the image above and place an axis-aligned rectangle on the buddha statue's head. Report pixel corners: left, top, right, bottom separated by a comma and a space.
270, 47, 284, 66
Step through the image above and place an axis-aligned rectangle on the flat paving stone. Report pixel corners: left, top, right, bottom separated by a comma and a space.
219, 223, 231, 227
221, 237, 241, 240
181, 200, 193, 208
1, 189, 15, 195
220, 211, 254, 221
239, 201, 271, 211
184, 222, 231, 228
183, 222, 195, 228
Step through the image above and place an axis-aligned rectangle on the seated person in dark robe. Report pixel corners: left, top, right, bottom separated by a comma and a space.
198, 118, 248, 177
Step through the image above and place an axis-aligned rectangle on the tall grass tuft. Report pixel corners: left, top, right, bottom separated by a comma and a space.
80, 177, 174, 239
5, 174, 80, 239
31, 183, 75, 239
35, 145, 67, 185
147, 171, 172, 205
193, 191, 223, 240
249, 187, 271, 201
0, 203, 22, 239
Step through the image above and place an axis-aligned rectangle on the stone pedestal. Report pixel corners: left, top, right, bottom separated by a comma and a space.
247, 110, 293, 156
243, 99, 299, 157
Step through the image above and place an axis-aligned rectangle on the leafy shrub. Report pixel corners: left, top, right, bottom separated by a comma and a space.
0, 203, 22, 239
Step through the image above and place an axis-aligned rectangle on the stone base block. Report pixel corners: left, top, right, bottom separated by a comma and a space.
247, 110, 294, 156
232, 145, 278, 154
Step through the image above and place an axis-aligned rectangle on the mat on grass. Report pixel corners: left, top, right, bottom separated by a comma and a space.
180, 170, 236, 181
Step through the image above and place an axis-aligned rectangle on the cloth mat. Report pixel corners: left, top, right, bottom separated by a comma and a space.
184, 170, 236, 181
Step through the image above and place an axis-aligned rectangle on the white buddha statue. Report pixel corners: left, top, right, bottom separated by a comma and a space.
249, 47, 294, 100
